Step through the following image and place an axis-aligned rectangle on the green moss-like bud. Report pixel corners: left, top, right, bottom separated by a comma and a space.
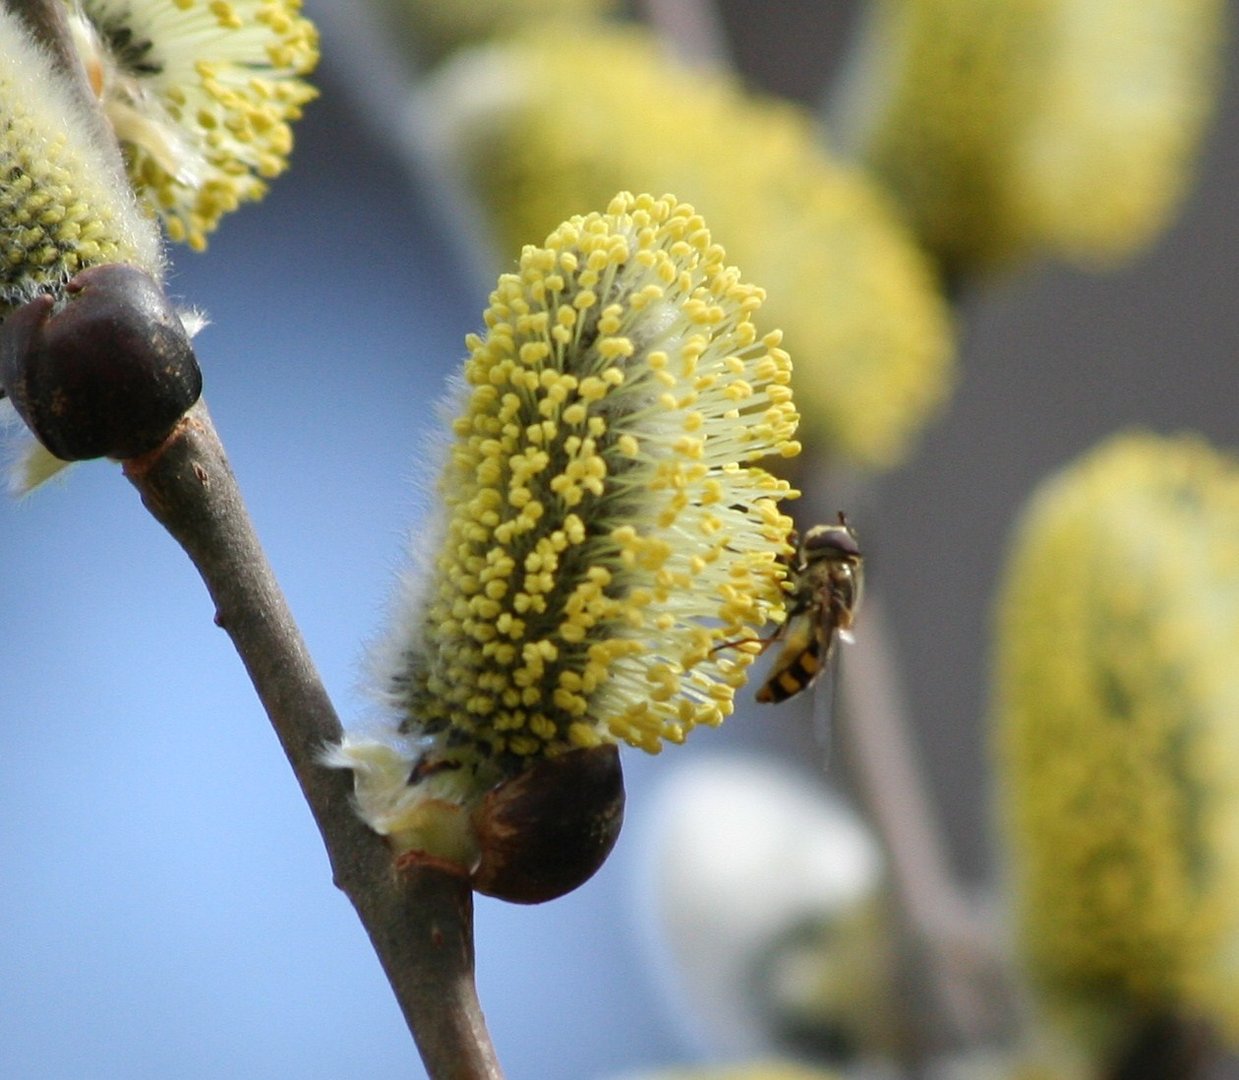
838, 0, 1225, 274
424, 26, 954, 469
0, 6, 162, 313
994, 433, 1239, 1051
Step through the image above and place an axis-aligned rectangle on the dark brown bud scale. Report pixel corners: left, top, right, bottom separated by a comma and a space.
471, 744, 625, 904
0, 264, 202, 461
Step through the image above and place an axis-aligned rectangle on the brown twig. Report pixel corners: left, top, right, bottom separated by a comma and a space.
838, 594, 1011, 1053
5, 2, 503, 1071
123, 401, 503, 1079
790, 468, 1009, 1051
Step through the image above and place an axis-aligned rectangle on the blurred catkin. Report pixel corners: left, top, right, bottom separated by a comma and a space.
995, 433, 1239, 1052
631, 1066, 843, 1080
367, 0, 620, 66
837, 0, 1225, 275
423, 26, 954, 469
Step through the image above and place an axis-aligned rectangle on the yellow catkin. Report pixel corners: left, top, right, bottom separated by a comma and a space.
840, 0, 1224, 273
384, 193, 799, 764
995, 433, 1239, 1048
73, 0, 319, 249
426, 26, 954, 469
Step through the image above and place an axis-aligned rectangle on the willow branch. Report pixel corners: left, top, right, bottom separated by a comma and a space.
123, 401, 502, 1080
5, 3, 501, 1072
838, 592, 1010, 1051
791, 467, 1006, 1049
838, 597, 971, 937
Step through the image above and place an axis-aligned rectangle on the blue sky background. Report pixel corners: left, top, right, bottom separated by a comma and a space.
3, 3, 1238, 1078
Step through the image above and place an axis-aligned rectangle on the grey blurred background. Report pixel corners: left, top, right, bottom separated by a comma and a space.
1, 3, 1235, 1077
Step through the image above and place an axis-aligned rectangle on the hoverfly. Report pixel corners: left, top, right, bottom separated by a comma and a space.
735, 512, 864, 704
756, 513, 863, 703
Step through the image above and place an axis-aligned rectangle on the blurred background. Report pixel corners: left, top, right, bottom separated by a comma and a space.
1, 2, 1236, 1077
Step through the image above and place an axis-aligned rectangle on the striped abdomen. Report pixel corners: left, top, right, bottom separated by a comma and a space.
755, 616, 830, 703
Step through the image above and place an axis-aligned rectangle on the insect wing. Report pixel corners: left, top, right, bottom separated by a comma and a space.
812, 636, 844, 765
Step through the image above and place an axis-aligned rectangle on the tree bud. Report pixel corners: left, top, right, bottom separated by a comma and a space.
0, 264, 201, 461
471, 745, 625, 904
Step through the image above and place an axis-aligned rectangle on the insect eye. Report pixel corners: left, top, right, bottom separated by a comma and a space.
803, 524, 861, 558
